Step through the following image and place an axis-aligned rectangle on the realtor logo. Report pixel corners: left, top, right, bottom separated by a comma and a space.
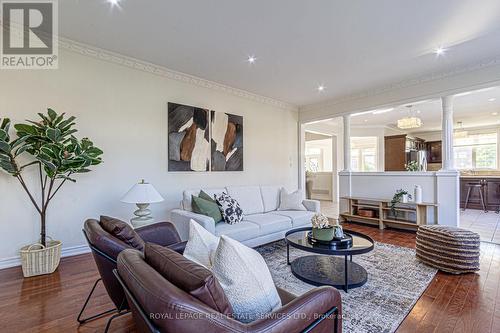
1, 0, 58, 69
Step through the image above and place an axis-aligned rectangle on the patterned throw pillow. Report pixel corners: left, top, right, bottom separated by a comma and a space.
215, 192, 243, 224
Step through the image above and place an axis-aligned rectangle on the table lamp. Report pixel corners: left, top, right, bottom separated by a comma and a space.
121, 179, 164, 228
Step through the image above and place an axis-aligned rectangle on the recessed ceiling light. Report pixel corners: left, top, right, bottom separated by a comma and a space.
364, 119, 368, 122
247, 55, 256, 64
492, 112, 498, 116
317, 85, 325, 92
434, 46, 447, 56
489, 98, 496, 102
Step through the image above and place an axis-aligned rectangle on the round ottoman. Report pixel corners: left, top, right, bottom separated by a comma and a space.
416, 225, 480, 274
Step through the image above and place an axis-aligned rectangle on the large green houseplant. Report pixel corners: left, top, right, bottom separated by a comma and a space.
0, 109, 102, 276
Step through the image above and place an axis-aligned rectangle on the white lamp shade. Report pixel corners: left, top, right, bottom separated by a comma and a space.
121, 181, 164, 204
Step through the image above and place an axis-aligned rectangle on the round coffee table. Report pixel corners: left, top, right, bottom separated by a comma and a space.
285, 227, 374, 292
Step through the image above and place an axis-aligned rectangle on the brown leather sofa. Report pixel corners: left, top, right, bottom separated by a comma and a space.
78, 217, 186, 332
114, 244, 342, 333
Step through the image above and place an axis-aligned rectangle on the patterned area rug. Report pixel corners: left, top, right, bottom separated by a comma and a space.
256, 240, 437, 333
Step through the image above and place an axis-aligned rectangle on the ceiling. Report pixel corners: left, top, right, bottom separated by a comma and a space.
59, 0, 500, 107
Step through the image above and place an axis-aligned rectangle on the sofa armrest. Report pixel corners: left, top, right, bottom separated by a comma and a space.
135, 222, 181, 247
303, 199, 320, 213
170, 209, 216, 241
248, 286, 342, 333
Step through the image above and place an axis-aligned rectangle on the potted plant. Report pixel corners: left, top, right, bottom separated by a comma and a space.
390, 189, 412, 215
405, 161, 419, 171
311, 213, 333, 241
0, 109, 103, 277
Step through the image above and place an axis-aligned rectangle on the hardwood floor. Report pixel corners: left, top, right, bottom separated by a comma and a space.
0, 223, 498, 333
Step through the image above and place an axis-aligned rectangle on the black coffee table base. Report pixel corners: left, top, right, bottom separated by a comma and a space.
290, 255, 368, 292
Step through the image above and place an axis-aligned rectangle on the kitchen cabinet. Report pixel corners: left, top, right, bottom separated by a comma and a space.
460, 177, 500, 211
427, 141, 442, 163
384, 135, 426, 171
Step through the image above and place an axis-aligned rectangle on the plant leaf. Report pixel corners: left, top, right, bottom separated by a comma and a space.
46, 128, 61, 142
47, 108, 57, 120
14, 124, 37, 135
0, 141, 11, 153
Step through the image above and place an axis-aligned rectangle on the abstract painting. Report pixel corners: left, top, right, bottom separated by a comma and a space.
168, 102, 210, 171
211, 111, 243, 171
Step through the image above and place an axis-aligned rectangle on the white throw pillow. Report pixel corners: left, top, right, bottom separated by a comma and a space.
212, 236, 282, 323
183, 219, 220, 268
278, 188, 306, 211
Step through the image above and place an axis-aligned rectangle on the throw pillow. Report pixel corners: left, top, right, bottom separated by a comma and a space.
278, 188, 306, 211
214, 192, 243, 225
212, 236, 282, 323
100, 215, 145, 250
144, 243, 233, 315
183, 219, 220, 268
199, 190, 216, 203
192, 194, 223, 223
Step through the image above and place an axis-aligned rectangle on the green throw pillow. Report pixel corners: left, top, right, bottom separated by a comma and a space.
199, 190, 216, 203
192, 195, 223, 223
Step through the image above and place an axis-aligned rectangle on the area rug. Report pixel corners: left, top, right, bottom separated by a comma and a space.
256, 240, 437, 333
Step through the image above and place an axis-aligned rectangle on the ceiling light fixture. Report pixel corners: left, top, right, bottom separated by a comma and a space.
489, 98, 497, 102
247, 55, 256, 64
107, 0, 121, 6
434, 46, 447, 56
397, 105, 422, 129
492, 112, 498, 116
317, 85, 325, 92
454, 121, 468, 138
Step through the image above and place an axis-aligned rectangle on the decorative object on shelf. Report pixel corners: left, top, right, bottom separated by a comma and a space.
168, 102, 210, 172
405, 160, 420, 171
211, 111, 243, 171
311, 213, 333, 241
332, 220, 344, 239
305, 171, 315, 199
0, 110, 103, 277
121, 180, 164, 228
358, 209, 376, 218
390, 189, 412, 213
397, 105, 422, 129
414, 185, 423, 203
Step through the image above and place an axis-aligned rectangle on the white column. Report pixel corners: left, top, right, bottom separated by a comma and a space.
343, 114, 351, 171
441, 95, 455, 171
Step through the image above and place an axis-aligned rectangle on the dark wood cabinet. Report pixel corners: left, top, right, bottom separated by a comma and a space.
384, 135, 406, 171
460, 177, 500, 211
427, 141, 442, 163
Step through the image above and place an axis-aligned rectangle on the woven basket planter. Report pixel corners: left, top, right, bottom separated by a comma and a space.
20, 239, 62, 278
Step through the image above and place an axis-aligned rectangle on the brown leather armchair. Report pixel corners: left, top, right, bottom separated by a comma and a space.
78, 218, 186, 332
115, 248, 342, 333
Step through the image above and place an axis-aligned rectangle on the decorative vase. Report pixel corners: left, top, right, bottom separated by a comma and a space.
333, 224, 344, 239
20, 237, 62, 278
312, 227, 334, 241
401, 194, 409, 203
414, 185, 422, 203
306, 179, 314, 199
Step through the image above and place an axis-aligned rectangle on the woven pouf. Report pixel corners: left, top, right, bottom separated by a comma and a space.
416, 225, 480, 274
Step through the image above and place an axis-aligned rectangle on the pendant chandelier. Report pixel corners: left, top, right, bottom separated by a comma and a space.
397, 105, 422, 129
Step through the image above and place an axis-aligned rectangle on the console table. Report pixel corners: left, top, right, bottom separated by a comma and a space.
340, 196, 438, 230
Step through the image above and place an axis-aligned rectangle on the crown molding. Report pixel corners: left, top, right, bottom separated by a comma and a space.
301, 54, 500, 113
58, 38, 298, 112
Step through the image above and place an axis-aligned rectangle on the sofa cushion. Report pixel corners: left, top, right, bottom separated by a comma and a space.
243, 213, 292, 235
183, 188, 226, 211
144, 243, 233, 315
183, 220, 220, 268
278, 188, 306, 211
226, 186, 264, 215
260, 186, 281, 212
215, 221, 260, 242
215, 192, 244, 225
192, 195, 223, 223
270, 210, 314, 227
100, 216, 145, 251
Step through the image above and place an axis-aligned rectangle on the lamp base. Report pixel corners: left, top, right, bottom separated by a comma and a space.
130, 203, 155, 229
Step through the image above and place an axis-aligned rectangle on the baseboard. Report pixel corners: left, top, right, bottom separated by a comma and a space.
0, 244, 90, 270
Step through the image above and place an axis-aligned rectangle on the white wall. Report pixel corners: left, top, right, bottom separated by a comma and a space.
0, 48, 299, 265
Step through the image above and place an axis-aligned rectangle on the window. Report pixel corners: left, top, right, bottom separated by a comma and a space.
305, 139, 332, 172
351, 137, 377, 171
453, 132, 497, 169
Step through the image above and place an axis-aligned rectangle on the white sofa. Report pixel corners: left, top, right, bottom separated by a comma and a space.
170, 185, 320, 247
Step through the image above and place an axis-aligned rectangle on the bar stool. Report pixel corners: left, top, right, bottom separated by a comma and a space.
463, 181, 487, 212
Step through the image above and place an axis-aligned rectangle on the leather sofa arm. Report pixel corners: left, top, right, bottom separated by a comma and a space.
135, 222, 181, 247
247, 286, 342, 333
170, 209, 216, 241
166, 240, 187, 254
303, 199, 321, 213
